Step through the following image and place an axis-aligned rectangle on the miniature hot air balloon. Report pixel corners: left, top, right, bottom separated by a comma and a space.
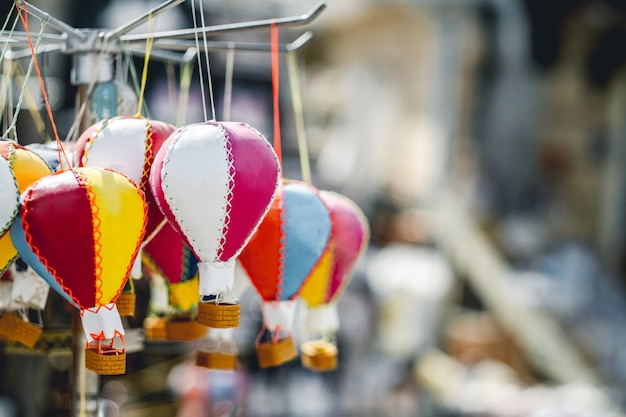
75, 116, 175, 316
196, 262, 250, 370
299, 191, 369, 371
150, 121, 280, 328
11, 167, 147, 375
142, 222, 205, 341
238, 180, 332, 368
0, 139, 53, 275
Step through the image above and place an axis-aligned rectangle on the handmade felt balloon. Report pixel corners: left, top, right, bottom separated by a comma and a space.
11, 167, 147, 375
238, 180, 332, 368
75, 116, 174, 316
0, 139, 53, 275
299, 191, 369, 371
150, 121, 280, 328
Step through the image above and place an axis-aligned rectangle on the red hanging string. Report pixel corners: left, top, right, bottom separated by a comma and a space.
271, 21, 282, 166
16, 2, 71, 170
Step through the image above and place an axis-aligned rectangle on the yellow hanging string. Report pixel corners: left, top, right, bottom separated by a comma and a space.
176, 62, 193, 126
136, 12, 157, 117
176, 60, 193, 127
287, 51, 312, 184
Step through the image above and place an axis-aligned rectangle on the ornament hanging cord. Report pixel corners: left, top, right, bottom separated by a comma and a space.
190, 0, 208, 122
287, 51, 311, 184
136, 12, 158, 117
198, 0, 216, 121
271, 21, 282, 166
0, 3, 19, 132
14, 2, 71, 170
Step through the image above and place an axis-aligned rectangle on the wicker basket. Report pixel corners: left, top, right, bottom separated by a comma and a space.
256, 337, 298, 369
143, 317, 167, 340
85, 348, 126, 375
197, 302, 240, 328
196, 350, 238, 370
166, 319, 207, 341
0, 313, 42, 348
301, 340, 338, 372
116, 292, 136, 317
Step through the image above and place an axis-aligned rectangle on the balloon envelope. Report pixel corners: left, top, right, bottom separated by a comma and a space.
11, 167, 147, 309
150, 121, 280, 264
300, 192, 369, 307
75, 116, 174, 238
239, 181, 332, 302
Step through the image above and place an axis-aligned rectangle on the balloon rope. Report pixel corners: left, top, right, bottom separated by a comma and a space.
12, 62, 48, 140
15, 3, 71, 168
271, 21, 282, 165
190, 0, 208, 122
136, 12, 157, 117
287, 51, 312, 184
223, 44, 235, 122
176, 60, 193, 126
0, 2, 18, 68
198, 0, 216, 121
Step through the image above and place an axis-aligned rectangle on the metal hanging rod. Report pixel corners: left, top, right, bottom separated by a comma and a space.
135, 31, 314, 56
120, 1, 326, 42
104, 0, 187, 40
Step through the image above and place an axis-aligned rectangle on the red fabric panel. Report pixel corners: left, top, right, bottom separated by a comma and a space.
22, 170, 97, 308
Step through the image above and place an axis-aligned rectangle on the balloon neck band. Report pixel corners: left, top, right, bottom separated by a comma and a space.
80, 303, 125, 346
261, 300, 297, 337
199, 260, 235, 296
306, 303, 340, 336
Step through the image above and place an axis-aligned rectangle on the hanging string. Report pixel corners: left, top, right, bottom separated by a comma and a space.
0, 3, 19, 69
3, 11, 46, 143
177, 59, 193, 126
223, 43, 235, 122
271, 21, 282, 165
136, 12, 158, 118
287, 51, 312, 184
190, 0, 208, 122
197, 0, 216, 121
12, 62, 48, 140
121, 42, 150, 119
15, 3, 71, 168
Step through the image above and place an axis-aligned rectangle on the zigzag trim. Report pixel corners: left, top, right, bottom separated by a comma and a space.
215, 123, 235, 262
79, 119, 111, 168
276, 187, 286, 301
141, 117, 154, 190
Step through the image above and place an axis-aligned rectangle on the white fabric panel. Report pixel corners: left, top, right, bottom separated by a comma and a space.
0, 158, 18, 229
207, 327, 234, 341
262, 300, 297, 332
160, 124, 229, 261
199, 260, 234, 296
233, 262, 251, 298
306, 303, 340, 335
81, 303, 125, 343
81, 118, 148, 185
0, 282, 12, 310
130, 251, 143, 279
10, 268, 50, 311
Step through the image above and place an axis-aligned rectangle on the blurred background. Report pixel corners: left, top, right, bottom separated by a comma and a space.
3, 0, 626, 416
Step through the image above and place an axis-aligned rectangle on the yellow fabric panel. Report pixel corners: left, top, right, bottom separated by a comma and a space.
83, 168, 146, 306
11, 148, 52, 193
300, 243, 334, 307
169, 277, 199, 312
0, 233, 17, 271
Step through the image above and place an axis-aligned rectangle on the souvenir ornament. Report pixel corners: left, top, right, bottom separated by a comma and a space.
299, 191, 369, 371
11, 167, 147, 375
142, 222, 204, 341
239, 180, 332, 368
75, 116, 175, 316
0, 139, 53, 275
196, 262, 250, 370
150, 121, 280, 328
